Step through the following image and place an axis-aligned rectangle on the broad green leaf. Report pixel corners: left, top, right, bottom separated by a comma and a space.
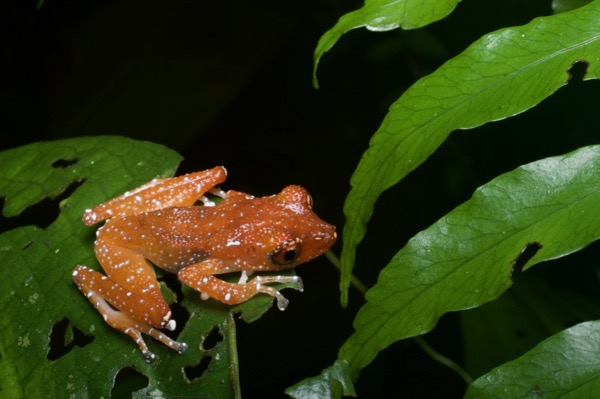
0, 137, 183, 398
0, 137, 281, 398
313, 0, 461, 86
339, 1, 600, 305
286, 360, 356, 399
339, 145, 600, 376
464, 320, 600, 398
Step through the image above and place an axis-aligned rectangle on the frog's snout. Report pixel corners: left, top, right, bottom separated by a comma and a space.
317, 222, 337, 250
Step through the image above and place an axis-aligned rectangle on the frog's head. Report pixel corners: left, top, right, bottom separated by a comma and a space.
263, 185, 337, 270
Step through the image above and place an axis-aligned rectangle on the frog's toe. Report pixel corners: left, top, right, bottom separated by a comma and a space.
144, 351, 157, 363
177, 342, 188, 355
294, 276, 304, 292
275, 293, 290, 311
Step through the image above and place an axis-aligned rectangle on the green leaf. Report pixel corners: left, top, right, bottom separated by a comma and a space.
339, 145, 600, 376
285, 360, 356, 399
464, 320, 600, 398
339, 1, 600, 305
0, 137, 181, 398
313, 0, 461, 86
0, 137, 279, 398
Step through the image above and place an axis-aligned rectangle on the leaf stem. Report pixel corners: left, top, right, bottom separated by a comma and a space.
325, 250, 473, 385
324, 250, 367, 295
226, 313, 242, 399
413, 336, 473, 385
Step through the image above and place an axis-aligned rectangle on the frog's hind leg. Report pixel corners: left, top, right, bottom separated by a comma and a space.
73, 239, 189, 361
72, 265, 187, 361
178, 260, 303, 311
83, 166, 228, 225
93, 240, 174, 328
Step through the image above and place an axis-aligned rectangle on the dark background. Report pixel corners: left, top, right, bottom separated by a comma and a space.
2, 0, 599, 397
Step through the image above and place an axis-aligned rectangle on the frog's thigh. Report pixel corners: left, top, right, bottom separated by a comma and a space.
178, 260, 292, 309
83, 167, 227, 225
125, 167, 228, 208
94, 240, 170, 328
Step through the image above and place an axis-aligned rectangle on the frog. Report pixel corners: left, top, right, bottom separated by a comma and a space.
71, 166, 337, 362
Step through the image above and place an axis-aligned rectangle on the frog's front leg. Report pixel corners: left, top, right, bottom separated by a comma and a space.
83, 166, 228, 226
178, 260, 303, 310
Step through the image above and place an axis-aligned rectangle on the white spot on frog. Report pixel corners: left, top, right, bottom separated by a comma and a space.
284, 203, 304, 214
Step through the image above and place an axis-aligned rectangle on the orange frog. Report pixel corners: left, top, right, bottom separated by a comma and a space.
72, 166, 336, 361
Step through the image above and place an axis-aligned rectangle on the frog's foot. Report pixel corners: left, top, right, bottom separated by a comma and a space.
199, 187, 229, 206
251, 275, 304, 310
112, 302, 188, 362
208, 187, 227, 199
72, 265, 187, 362
178, 267, 303, 311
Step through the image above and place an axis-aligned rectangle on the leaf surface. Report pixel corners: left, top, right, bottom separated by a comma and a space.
339, 145, 600, 375
286, 360, 356, 399
339, 1, 600, 305
464, 320, 600, 398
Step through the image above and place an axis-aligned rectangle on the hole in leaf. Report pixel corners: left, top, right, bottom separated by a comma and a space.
51, 158, 78, 169
0, 180, 83, 234
184, 355, 212, 382
111, 367, 149, 398
510, 242, 543, 281
157, 273, 190, 337
47, 318, 94, 361
159, 271, 185, 303
567, 60, 589, 85
167, 301, 190, 338
202, 326, 223, 351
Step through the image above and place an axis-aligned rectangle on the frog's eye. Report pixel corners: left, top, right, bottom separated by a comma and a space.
270, 239, 302, 265
306, 194, 313, 208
